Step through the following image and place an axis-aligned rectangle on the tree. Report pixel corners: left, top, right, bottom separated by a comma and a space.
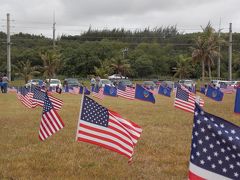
40, 50, 61, 80
13, 60, 40, 83
192, 23, 221, 81
111, 58, 131, 77
174, 55, 192, 79
94, 60, 112, 78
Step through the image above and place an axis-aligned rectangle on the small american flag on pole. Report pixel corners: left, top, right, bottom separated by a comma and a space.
39, 93, 64, 141
76, 96, 142, 160
174, 85, 204, 113
117, 86, 135, 100
92, 87, 104, 100
32, 88, 63, 110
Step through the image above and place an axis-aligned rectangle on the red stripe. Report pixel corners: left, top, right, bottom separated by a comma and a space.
174, 103, 194, 113
39, 128, 46, 140
109, 110, 142, 131
42, 116, 54, 134
174, 100, 194, 112
188, 170, 205, 180
78, 130, 133, 154
44, 113, 57, 132
109, 119, 139, 142
40, 121, 50, 137
50, 109, 64, 127
77, 137, 131, 159
79, 123, 133, 147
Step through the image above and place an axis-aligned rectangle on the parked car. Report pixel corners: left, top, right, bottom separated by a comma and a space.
142, 81, 156, 89
64, 78, 81, 87
98, 79, 114, 88
161, 81, 174, 89
178, 79, 196, 88
210, 80, 232, 88
46, 79, 62, 89
108, 74, 127, 80
152, 79, 161, 86
230, 81, 240, 87
115, 79, 133, 88
25, 79, 41, 87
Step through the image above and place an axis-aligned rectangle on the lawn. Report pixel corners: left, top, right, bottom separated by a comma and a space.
0, 92, 239, 179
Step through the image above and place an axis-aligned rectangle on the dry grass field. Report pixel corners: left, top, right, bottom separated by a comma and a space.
0, 91, 239, 179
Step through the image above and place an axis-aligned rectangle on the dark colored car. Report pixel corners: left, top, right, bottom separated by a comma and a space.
64, 78, 81, 87
116, 79, 133, 88
152, 79, 161, 86
142, 81, 156, 89
161, 81, 174, 89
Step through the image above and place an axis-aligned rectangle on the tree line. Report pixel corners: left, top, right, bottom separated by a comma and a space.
0, 24, 240, 83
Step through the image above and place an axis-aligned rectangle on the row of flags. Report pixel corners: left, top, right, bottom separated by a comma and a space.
16, 85, 142, 161
13, 82, 240, 171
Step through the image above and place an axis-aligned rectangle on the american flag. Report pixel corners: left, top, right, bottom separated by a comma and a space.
76, 96, 142, 160
92, 87, 104, 100
32, 88, 63, 110
189, 103, 240, 179
174, 85, 204, 113
69, 87, 80, 95
220, 86, 235, 94
39, 93, 64, 141
117, 86, 135, 100
7, 87, 17, 93
17, 87, 35, 108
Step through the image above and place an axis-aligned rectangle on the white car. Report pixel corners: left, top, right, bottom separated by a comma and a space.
108, 74, 127, 80
46, 79, 62, 89
178, 79, 195, 88
98, 79, 114, 88
25, 79, 41, 87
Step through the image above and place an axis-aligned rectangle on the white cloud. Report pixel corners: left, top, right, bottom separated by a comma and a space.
0, 0, 239, 37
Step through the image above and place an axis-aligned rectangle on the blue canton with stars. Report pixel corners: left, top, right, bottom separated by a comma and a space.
81, 96, 109, 127
33, 88, 45, 101
176, 86, 189, 101
43, 94, 53, 113
191, 103, 240, 179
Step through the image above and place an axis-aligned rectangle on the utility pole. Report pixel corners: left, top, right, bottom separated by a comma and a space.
53, 12, 56, 49
122, 48, 128, 59
6, 13, 11, 81
229, 23, 232, 81
217, 18, 222, 79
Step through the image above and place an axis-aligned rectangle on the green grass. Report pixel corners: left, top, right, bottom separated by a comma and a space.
0, 92, 239, 179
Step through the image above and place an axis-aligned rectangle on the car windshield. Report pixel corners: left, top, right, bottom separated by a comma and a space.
101, 79, 111, 84
120, 80, 132, 85
144, 81, 155, 85
184, 80, 193, 84
50, 80, 60, 84
67, 79, 78, 84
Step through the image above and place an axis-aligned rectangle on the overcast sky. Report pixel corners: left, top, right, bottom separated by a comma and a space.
0, 0, 240, 38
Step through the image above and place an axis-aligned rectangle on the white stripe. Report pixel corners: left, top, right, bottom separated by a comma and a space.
78, 126, 133, 151
40, 124, 48, 139
39, 130, 45, 140
41, 118, 52, 136
78, 134, 132, 157
189, 162, 231, 180
43, 113, 56, 134
110, 113, 142, 133
174, 98, 195, 109
50, 109, 64, 129
109, 116, 141, 138
46, 112, 60, 131
108, 121, 137, 144
79, 120, 133, 145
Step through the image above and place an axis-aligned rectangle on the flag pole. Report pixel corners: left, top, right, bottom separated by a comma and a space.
75, 87, 85, 141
